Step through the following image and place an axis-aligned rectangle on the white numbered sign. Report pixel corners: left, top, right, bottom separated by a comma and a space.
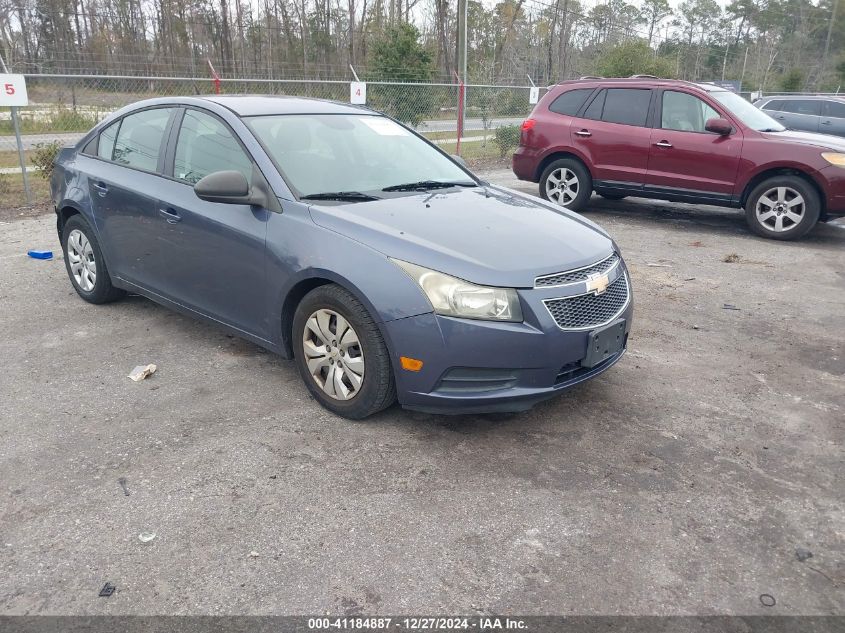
529, 86, 540, 105
0, 74, 28, 107
350, 81, 367, 105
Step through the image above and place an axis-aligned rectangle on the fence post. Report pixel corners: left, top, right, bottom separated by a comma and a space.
454, 72, 465, 156
207, 59, 221, 94
0, 54, 32, 204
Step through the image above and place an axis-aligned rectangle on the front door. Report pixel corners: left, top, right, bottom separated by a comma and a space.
153, 108, 270, 339
645, 90, 742, 200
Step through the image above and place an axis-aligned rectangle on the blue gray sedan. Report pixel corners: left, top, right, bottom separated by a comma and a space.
51, 96, 632, 419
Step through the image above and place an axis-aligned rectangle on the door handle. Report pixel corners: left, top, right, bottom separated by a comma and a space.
654, 141, 673, 148
821, 120, 831, 125
92, 182, 108, 196
158, 207, 182, 224
574, 129, 592, 137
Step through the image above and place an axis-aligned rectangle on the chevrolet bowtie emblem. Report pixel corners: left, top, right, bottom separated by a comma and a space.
585, 272, 609, 295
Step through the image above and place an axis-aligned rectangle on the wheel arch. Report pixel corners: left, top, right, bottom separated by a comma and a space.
740, 167, 827, 220
277, 270, 395, 361
534, 149, 593, 182
56, 201, 85, 238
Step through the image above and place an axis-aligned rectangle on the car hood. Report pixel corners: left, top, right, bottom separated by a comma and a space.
306, 185, 614, 288
761, 129, 845, 152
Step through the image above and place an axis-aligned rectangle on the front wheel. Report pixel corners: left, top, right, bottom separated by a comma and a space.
744, 176, 820, 240
292, 284, 396, 419
539, 158, 592, 212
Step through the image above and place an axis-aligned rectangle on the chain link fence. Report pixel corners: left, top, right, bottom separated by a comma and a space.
0, 74, 544, 206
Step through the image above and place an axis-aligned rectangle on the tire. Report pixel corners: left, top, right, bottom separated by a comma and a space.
744, 175, 820, 241
599, 193, 626, 200
292, 284, 396, 419
539, 158, 593, 212
61, 214, 126, 304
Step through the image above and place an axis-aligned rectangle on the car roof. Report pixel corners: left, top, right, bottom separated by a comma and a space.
200, 95, 376, 116
549, 78, 728, 93
122, 95, 376, 117
760, 94, 845, 101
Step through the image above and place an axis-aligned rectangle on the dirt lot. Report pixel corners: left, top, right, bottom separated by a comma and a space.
0, 170, 843, 616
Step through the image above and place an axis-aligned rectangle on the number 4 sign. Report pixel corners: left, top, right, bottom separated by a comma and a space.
350, 81, 366, 105
0, 74, 28, 107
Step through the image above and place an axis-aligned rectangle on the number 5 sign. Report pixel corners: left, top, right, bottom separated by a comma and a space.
0, 74, 28, 107
350, 81, 366, 105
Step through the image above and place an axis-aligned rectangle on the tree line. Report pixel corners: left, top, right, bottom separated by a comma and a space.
0, 0, 842, 90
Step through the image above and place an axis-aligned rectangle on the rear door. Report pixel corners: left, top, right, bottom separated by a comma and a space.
819, 100, 845, 137
570, 87, 654, 187
152, 107, 270, 338
645, 89, 742, 199
770, 99, 821, 133
86, 107, 177, 287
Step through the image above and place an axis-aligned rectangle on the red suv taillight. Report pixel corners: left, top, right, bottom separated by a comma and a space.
520, 118, 536, 145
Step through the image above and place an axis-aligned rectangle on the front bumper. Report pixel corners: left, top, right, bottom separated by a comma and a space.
381, 263, 633, 415
818, 165, 845, 216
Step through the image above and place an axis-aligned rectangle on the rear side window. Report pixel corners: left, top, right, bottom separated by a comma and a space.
549, 89, 593, 116
174, 109, 253, 184
823, 100, 845, 119
583, 90, 606, 120
602, 89, 651, 126
780, 100, 821, 116
583, 88, 651, 126
113, 108, 173, 172
97, 121, 120, 160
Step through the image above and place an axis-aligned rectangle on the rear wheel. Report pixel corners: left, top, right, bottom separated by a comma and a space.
292, 284, 396, 419
744, 175, 820, 240
61, 215, 125, 304
539, 158, 592, 212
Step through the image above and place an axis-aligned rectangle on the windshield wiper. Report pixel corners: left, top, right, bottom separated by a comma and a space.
382, 180, 477, 192
301, 191, 380, 202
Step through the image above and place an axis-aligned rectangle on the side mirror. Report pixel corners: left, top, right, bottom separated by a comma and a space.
194, 170, 252, 204
451, 154, 467, 167
705, 118, 732, 135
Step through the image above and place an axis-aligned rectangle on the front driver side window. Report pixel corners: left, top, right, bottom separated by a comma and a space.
174, 110, 253, 185
661, 91, 720, 133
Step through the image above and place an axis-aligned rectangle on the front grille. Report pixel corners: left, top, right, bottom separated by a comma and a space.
544, 273, 630, 330
535, 252, 620, 287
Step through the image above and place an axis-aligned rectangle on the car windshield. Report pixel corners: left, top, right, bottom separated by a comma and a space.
711, 91, 785, 132
246, 114, 476, 198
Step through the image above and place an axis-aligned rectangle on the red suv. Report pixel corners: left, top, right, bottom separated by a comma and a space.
513, 78, 845, 240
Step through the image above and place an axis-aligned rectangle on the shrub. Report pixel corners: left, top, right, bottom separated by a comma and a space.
31, 141, 62, 180
493, 125, 521, 158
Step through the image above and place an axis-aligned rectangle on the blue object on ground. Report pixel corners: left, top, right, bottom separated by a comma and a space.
27, 250, 53, 260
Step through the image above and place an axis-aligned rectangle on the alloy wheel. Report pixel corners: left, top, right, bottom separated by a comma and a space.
755, 186, 805, 233
546, 167, 579, 206
302, 308, 365, 401
67, 229, 97, 292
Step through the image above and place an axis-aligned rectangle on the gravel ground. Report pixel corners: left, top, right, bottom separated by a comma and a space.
0, 170, 843, 616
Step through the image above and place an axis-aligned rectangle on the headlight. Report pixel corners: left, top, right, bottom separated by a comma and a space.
392, 259, 523, 322
822, 152, 845, 167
